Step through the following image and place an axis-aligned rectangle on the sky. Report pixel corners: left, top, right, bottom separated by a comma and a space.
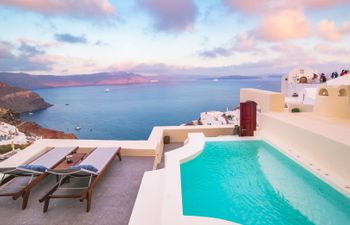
0, 0, 349, 76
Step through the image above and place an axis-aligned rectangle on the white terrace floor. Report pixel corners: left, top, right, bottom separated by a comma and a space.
0, 156, 153, 225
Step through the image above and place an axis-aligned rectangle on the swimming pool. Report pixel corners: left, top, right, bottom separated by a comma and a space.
181, 140, 350, 225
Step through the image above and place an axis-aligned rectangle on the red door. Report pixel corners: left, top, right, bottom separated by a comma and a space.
240, 101, 257, 136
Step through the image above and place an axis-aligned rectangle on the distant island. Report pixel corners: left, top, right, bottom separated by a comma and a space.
200, 75, 261, 81
0, 72, 151, 89
267, 74, 283, 78
0, 72, 283, 89
218, 75, 261, 80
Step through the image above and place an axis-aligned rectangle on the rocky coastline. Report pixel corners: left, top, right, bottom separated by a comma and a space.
0, 83, 76, 139
0, 82, 51, 113
0, 108, 77, 139
17, 121, 77, 139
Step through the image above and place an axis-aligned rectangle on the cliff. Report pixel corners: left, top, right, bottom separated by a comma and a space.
0, 82, 52, 113
0, 107, 21, 124
17, 122, 77, 139
0, 107, 77, 139
0, 72, 151, 89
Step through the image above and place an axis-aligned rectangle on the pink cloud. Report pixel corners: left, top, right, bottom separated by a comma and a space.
222, 0, 264, 13
0, 42, 13, 58
29, 54, 59, 65
0, 0, 115, 18
254, 8, 310, 41
317, 20, 350, 41
109, 42, 348, 76
301, 0, 346, 8
16, 38, 61, 48
109, 62, 186, 76
0, 41, 56, 71
198, 33, 260, 58
314, 43, 350, 56
137, 0, 197, 32
273, 0, 348, 9
234, 33, 256, 51
199, 47, 232, 58
271, 43, 317, 66
222, 0, 348, 15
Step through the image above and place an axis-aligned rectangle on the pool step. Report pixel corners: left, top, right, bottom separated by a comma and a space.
129, 169, 164, 225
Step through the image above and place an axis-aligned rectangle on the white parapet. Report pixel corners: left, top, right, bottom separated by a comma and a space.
161, 133, 239, 225
129, 169, 165, 225
0, 125, 237, 170
130, 132, 240, 225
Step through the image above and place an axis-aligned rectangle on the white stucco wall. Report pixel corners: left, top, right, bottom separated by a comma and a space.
0, 125, 237, 170
327, 75, 350, 86
313, 85, 350, 118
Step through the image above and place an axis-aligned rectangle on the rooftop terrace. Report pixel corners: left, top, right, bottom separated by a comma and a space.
0, 156, 153, 225
0, 86, 349, 225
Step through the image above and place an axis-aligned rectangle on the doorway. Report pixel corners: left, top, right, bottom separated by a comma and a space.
240, 101, 257, 136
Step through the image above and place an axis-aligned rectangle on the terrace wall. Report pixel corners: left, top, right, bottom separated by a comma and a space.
260, 113, 350, 188
0, 125, 235, 170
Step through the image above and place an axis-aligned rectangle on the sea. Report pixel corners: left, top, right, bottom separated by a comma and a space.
21, 78, 281, 140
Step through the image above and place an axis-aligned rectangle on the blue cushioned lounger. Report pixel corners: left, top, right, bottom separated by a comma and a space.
0, 146, 78, 209
40, 147, 121, 212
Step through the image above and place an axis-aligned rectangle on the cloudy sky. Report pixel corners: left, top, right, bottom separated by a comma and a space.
0, 0, 349, 76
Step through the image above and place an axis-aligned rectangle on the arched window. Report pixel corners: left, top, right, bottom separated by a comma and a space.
338, 88, 347, 97
299, 76, 307, 83
318, 88, 329, 96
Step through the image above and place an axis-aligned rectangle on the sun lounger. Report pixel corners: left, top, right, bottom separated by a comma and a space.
0, 146, 78, 209
39, 147, 121, 212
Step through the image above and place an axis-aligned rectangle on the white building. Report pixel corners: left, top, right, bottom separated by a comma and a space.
0, 122, 27, 145
286, 67, 318, 84
281, 67, 325, 106
199, 111, 239, 126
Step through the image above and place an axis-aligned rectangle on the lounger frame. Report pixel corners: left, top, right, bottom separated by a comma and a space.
39, 147, 121, 212
0, 147, 78, 209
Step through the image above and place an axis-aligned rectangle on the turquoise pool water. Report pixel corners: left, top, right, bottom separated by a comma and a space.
181, 141, 350, 225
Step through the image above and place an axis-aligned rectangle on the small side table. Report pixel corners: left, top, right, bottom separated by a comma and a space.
54, 153, 86, 169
